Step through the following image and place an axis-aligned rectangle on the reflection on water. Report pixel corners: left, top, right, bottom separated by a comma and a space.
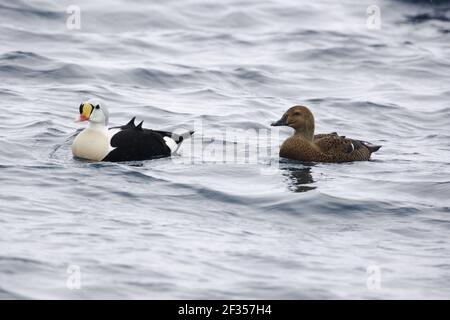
282, 164, 316, 193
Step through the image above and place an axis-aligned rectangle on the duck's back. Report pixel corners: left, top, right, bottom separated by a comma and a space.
280, 133, 381, 163
314, 133, 380, 162
102, 127, 171, 162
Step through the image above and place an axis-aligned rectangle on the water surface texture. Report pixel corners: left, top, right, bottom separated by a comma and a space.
1, 0, 450, 299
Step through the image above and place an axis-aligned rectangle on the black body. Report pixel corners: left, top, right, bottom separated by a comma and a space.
102, 117, 192, 162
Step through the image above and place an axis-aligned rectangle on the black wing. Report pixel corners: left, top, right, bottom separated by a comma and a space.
103, 126, 171, 162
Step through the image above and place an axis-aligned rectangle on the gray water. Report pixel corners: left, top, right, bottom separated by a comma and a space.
1, 0, 450, 299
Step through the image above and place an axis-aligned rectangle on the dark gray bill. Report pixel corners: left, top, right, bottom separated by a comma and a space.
271, 115, 288, 126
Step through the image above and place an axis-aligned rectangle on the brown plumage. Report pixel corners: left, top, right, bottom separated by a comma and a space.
271, 106, 381, 163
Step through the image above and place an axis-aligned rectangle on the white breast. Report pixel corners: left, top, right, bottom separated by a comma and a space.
72, 127, 112, 161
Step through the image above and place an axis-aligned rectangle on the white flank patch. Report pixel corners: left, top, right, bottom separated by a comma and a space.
107, 128, 121, 153
163, 136, 179, 153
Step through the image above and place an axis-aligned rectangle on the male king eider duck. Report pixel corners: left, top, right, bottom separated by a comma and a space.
71, 99, 194, 162
271, 105, 381, 162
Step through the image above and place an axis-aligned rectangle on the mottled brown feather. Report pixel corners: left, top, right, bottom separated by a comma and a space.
274, 106, 380, 163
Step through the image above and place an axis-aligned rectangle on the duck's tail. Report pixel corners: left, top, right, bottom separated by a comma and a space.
171, 130, 194, 144
361, 141, 381, 153
180, 130, 195, 142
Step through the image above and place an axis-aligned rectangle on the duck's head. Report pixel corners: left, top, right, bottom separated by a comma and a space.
271, 105, 315, 140
76, 99, 109, 126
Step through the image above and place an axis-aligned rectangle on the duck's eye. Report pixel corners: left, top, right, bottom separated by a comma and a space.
293, 112, 300, 116
95, 105, 100, 110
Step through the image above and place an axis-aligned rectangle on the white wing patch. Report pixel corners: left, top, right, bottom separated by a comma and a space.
107, 128, 121, 153
163, 136, 179, 153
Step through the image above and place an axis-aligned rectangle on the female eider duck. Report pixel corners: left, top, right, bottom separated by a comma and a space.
72, 99, 194, 162
271, 105, 381, 162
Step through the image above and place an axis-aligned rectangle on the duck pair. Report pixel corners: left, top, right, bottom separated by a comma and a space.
72, 100, 381, 163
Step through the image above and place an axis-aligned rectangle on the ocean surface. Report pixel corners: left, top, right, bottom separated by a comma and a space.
1, 0, 449, 299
